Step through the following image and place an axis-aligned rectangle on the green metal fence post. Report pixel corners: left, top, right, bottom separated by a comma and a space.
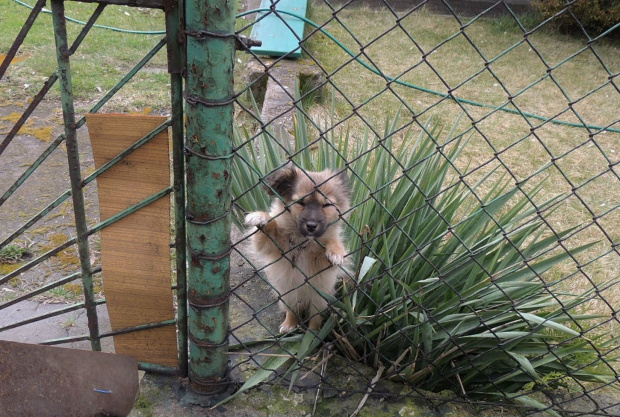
50, 0, 100, 352
184, 0, 236, 401
165, 0, 188, 379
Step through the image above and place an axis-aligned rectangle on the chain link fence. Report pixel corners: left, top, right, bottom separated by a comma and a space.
1, 0, 618, 414
227, 0, 620, 415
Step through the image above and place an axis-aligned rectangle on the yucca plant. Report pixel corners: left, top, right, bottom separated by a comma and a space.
229, 100, 617, 412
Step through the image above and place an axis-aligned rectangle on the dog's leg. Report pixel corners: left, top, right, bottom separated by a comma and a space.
245, 211, 273, 230
308, 313, 322, 331
324, 240, 346, 266
307, 295, 328, 330
245, 211, 280, 248
280, 309, 300, 333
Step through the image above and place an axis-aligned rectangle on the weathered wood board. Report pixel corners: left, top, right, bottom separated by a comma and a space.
87, 113, 177, 367
0, 340, 138, 416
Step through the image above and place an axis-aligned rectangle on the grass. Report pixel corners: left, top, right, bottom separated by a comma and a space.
0, 243, 31, 264
0, 0, 169, 112
132, 392, 154, 417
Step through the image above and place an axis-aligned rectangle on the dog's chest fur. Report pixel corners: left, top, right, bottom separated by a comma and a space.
284, 234, 330, 272
256, 225, 338, 310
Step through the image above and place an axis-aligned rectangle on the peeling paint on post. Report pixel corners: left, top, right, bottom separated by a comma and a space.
185, 0, 236, 400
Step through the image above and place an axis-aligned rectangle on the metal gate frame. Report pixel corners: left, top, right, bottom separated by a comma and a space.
0, 0, 190, 377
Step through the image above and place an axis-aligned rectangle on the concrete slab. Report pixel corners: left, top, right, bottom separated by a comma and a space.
245, 58, 326, 152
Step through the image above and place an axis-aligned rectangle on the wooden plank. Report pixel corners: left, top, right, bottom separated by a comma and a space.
250, 0, 308, 58
87, 113, 177, 368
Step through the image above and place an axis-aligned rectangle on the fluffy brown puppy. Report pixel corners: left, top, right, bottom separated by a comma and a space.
245, 167, 351, 333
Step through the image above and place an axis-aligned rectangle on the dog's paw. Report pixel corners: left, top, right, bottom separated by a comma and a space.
245, 211, 270, 227
279, 321, 298, 334
325, 249, 344, 266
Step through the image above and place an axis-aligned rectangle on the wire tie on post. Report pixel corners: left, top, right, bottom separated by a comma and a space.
188, 292, 231, 308
185, 92, 236, 108
184, 30, 262, 50
188, 333, 230, 348
186, 208, 232, 225
183, 146, 233, 161
188, 247, 232, 262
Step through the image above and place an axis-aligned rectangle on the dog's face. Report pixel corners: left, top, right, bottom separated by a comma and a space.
265, 167, 350, 238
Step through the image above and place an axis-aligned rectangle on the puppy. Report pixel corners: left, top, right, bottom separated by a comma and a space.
245, 166, 351, 333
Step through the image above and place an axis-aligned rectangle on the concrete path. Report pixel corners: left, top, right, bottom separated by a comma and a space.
0, 300, 114, 351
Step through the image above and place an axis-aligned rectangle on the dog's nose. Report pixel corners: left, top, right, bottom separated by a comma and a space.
306, 221, 317, 232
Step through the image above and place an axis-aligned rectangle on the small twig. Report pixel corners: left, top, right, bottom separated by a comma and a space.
374, 323, 386, 369
224, 352, 298, 358
350, 365, 385, 417
452, 360, 466, 396
312, 349, 331, 416
301, 352, 335, 380
386, 346, 412, 378
332, 329, 359, 360
407, 346, 459, 382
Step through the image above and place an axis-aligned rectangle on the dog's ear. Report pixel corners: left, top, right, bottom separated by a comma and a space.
336, 170, 349, 189
335, 169, 351, 198
264, 167, 298, 200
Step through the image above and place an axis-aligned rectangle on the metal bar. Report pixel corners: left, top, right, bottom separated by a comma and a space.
87, 187, 173, 235
82, 120, 172, 186
68, 2, 107, 56
65, 0, 165, 9
0, 134, 65, 207
0, 0, 47, 80
0, 2, 105, 157
0, 73, 58, 157
102, 319, 176, 338
42, 319, 176, 345
87, 37, 167, 115
0, 190, 71, 252
165, 0, 188, 378
173, 70, 189, 376
185, 0, 236, 399
0, 187, 171, 286
138, 362, 181, 375
0, 299, 106, 333
0, 270, 81, 311
50, 0, 100, 352
41, 335, 91, 345
0, 238, 77, 287
0, 39, 166, 209
1, 121, 169, 251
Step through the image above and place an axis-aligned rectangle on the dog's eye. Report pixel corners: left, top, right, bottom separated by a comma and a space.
296, 201, 305, 207
322, 203, 334, 208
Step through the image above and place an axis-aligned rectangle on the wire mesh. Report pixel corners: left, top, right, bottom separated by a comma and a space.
1, 0, 619, 413
229, 0, 620, 415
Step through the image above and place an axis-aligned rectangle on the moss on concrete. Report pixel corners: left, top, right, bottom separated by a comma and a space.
132, 392, 155, 417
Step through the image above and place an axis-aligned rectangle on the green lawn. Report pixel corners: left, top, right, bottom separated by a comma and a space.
1, 0, 168, 112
